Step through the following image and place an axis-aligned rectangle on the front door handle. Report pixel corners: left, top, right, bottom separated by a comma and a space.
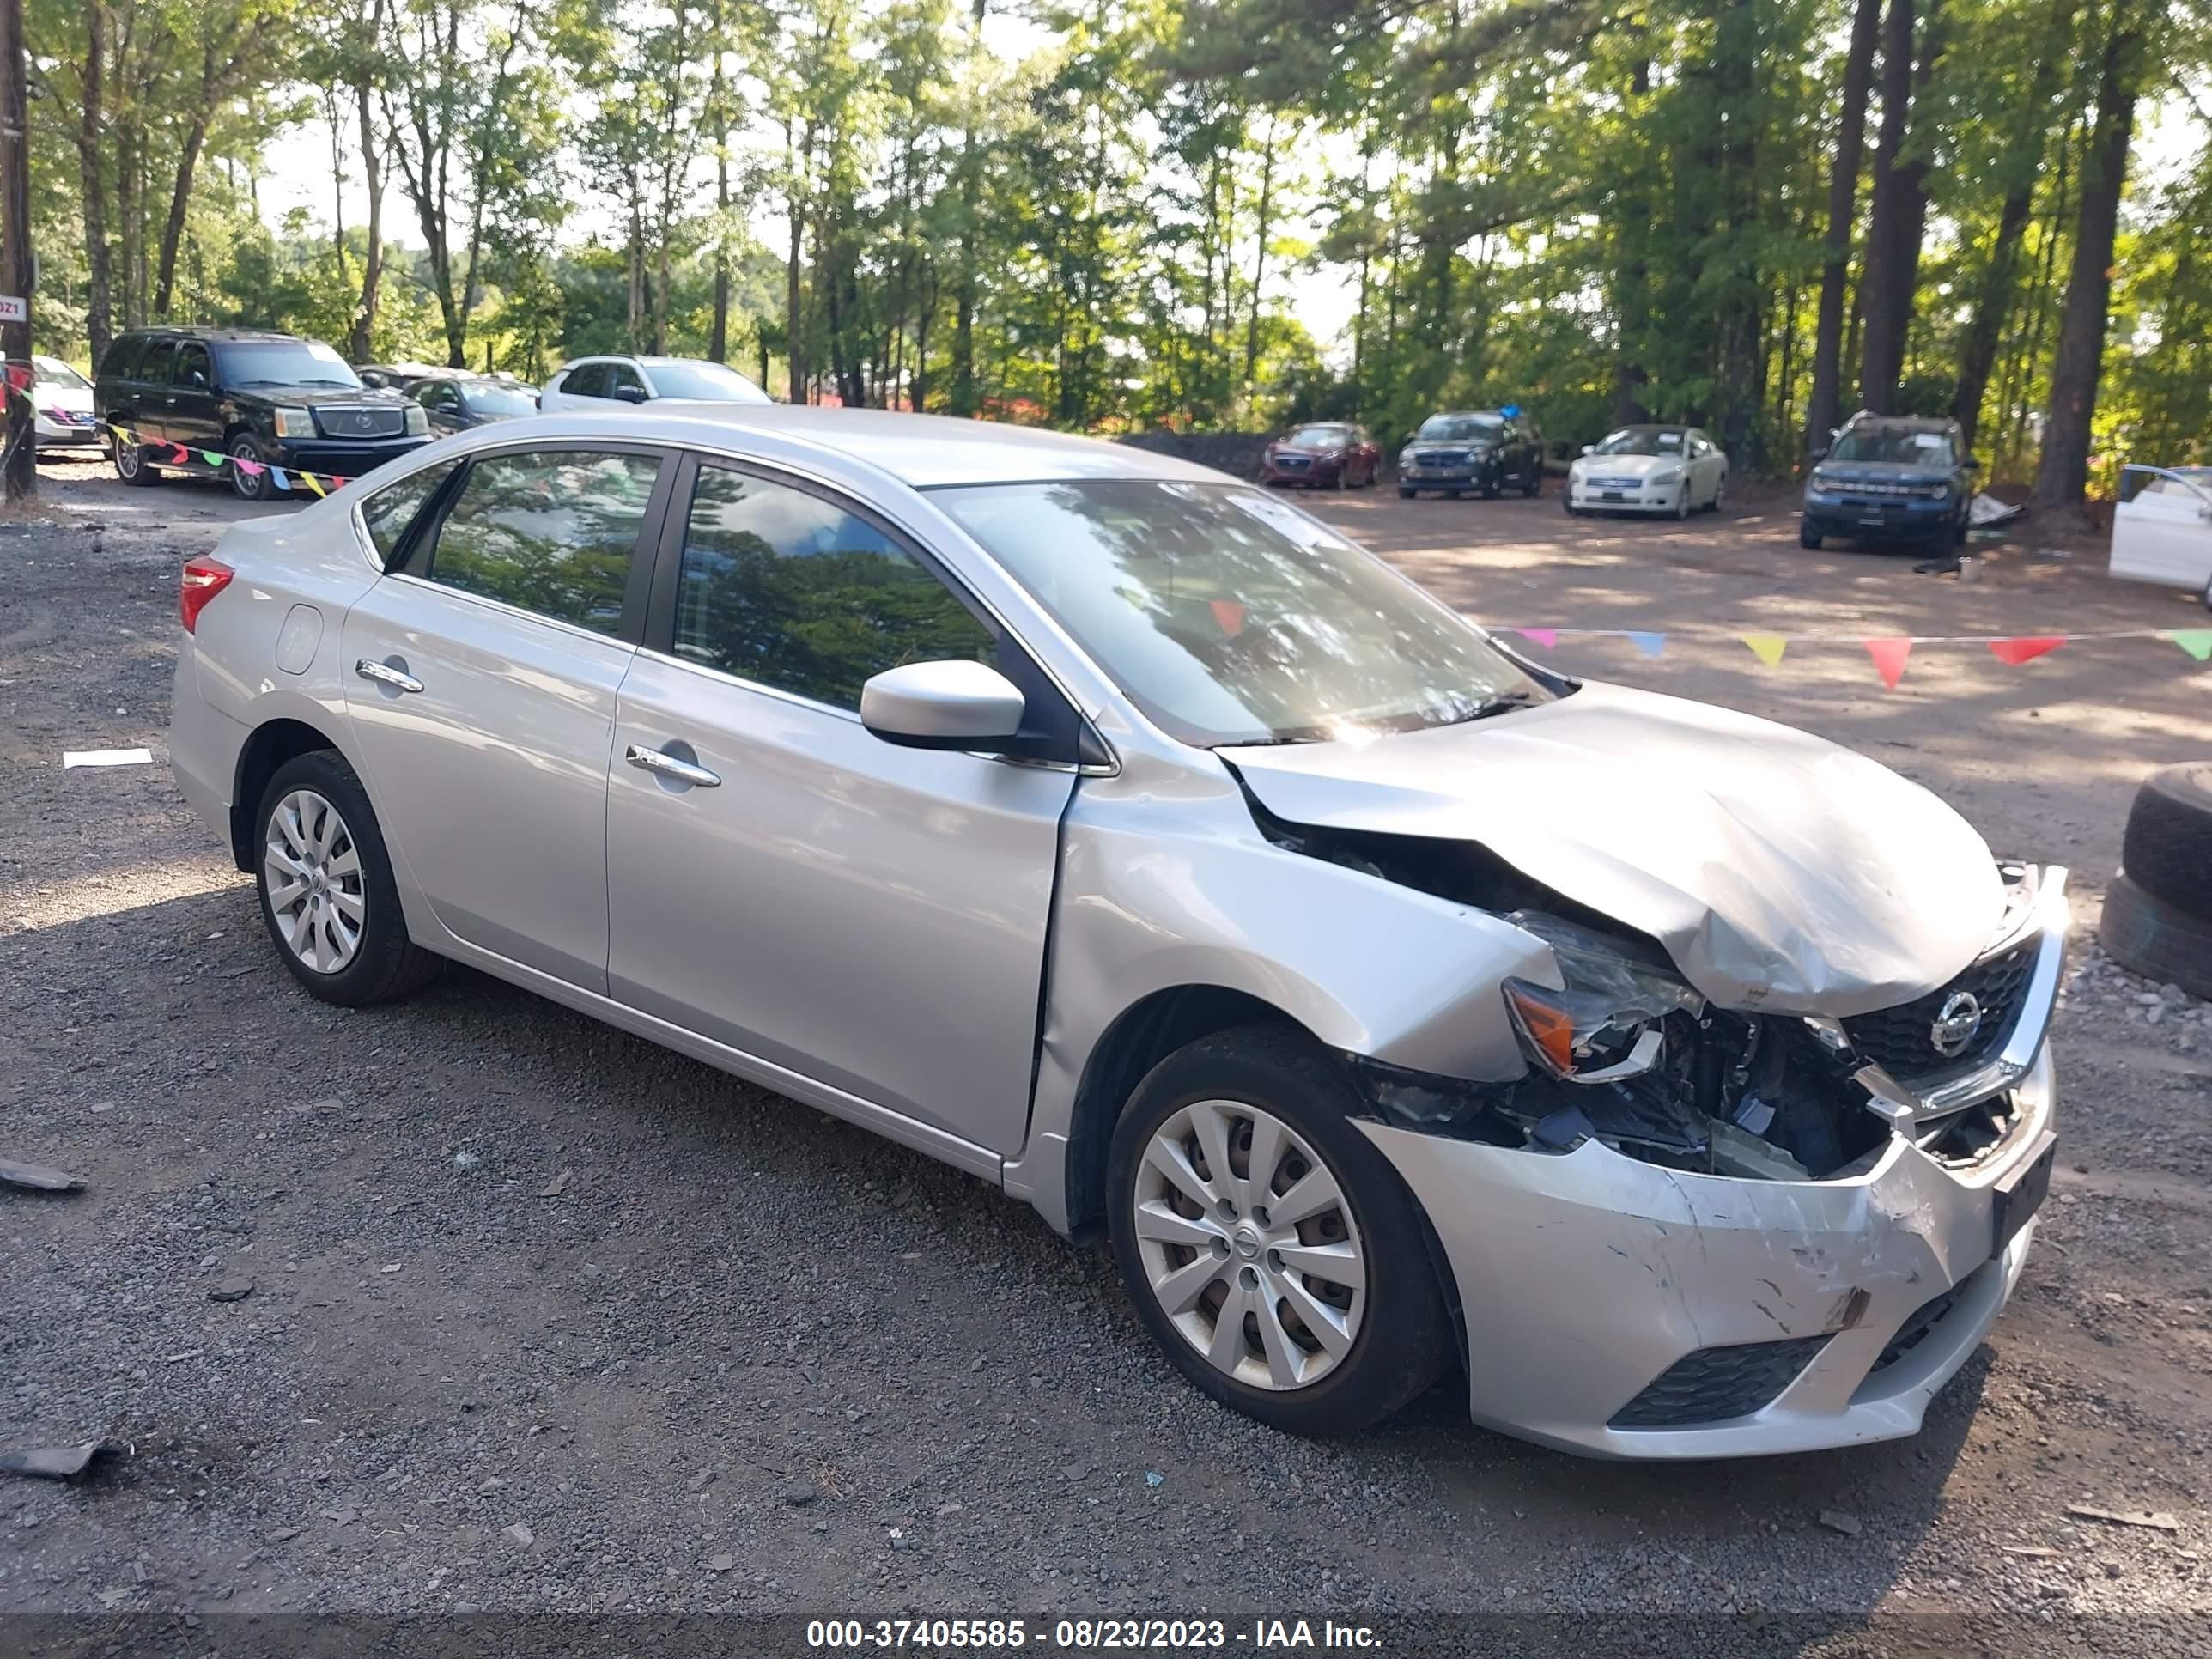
625, 744, 720, 788
355, 658, 424, 694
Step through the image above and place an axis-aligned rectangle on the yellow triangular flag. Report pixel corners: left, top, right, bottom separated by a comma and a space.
1741, 633, 1788, 667
299, 471, 327, 498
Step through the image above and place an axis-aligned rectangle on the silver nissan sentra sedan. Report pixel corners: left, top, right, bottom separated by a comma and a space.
169, 407, 2063, 1457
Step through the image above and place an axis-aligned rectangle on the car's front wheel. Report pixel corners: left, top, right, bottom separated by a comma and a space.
229, 434, 279, 501
1107, 1025, 1452, 1436
1800, 521, 1822, 550
255, 750, 441, 1006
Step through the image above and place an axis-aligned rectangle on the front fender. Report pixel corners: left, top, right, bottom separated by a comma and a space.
1008, 753, 1547, 1233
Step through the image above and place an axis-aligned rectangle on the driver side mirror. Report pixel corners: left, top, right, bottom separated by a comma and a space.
1965, 456, 1984, 472
611, 384, 647, 404
1578, 444, 1594, 456
1810, 445, 1830, 462
860, 660, 1026, 752
188, 369, 208, 388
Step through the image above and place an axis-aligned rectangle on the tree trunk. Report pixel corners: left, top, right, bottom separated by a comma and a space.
1948, 184, 2036, 451
1243, 114, 1278, 392
1804, 0, 1881, 453
76, 0, 112, 368
351, 58, 385, 364
2033, 11, 2140, 506
784, 117, 805, 403
708, 36, 730, 362
153, 119, 208, 319
1856, 0, 1946, 415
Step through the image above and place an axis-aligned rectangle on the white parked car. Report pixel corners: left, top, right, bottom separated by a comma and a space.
538, 355, 771, 414
1565, 424, 1728, 519
2111, 465, 2212, 608
31, 355, 101, 449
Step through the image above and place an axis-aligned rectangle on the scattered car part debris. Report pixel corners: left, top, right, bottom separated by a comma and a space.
2066, 1504, 2180, 1532
1969, 493, 2025, 528
0, 1157, 84, 1193
538, 1170, 572, 1198
0, 1439, 129, 1480
61, 747, 153, 769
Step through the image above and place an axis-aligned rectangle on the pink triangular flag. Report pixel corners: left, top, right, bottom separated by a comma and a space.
1987, 636, 2065, 665
1209, 599, 1245, 637
1863, 638, 1912, 690
1517, 628, 1559, 649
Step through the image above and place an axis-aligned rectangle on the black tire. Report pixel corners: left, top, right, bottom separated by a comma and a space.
2100, 873, 2212, 1001
1397, 487, 1415, 500
1106, 1024, 1453, 1437
1522, 467, 1541, 497
1799, 521, 1822, 550
111, 431, 162, 487
228, 434, 278, 502
1562, 490, 1579, 515
253, 750, 441, 1006
1480, 473, 1502, 500
1953, 509, 1968, 547
2121, 765, 2212, 917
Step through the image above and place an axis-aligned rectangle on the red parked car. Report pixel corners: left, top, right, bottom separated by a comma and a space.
1259, 422, 1381, 489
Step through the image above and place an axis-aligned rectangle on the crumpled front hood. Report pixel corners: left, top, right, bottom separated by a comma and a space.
1221, 681, 2003, 1017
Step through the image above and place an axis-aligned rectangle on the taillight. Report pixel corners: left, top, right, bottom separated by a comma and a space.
180, 557, 234, 633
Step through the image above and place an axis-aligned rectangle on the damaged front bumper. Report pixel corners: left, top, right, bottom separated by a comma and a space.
1358, 866, 2067, 1458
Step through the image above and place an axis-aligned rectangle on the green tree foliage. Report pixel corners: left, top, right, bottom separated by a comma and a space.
16, 0, 2206, 495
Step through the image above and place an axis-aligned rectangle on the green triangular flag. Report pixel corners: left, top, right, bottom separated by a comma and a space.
201, 449, 225, 468
2171, 629, 2212, 662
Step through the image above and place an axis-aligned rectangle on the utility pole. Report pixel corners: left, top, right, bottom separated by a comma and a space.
0, 0, 33, 501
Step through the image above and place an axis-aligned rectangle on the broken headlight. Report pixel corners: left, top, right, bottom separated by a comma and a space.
1501, 911, 1705, 1084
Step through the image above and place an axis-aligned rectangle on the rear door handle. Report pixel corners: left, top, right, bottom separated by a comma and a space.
625, 744, 720, 788
355, 658, 424, 694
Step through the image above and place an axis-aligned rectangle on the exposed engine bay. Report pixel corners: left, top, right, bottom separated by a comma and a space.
1255, 806, 1935, 1181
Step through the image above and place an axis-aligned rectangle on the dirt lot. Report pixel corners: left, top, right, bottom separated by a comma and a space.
3, 454, 2209, 1655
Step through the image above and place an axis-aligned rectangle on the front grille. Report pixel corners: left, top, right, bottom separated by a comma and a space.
1413, 449, 1468, 467
1609, 1335, 1831, 1429
313, 405, 406, 439
1842, 939, 2036, 1081
1869, 1280, 1966, 1375
1589, 476, 1644, 490
1274, 454, 1310, 469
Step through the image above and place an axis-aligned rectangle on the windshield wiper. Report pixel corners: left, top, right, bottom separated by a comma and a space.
1462, 689, 1546, 721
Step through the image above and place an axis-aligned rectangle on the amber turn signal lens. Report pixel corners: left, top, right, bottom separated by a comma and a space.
1503, 983, 1577, 1076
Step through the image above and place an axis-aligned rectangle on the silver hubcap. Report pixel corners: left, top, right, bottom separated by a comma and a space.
264, 789, 365, 974
1132, 1099, 1367, 1392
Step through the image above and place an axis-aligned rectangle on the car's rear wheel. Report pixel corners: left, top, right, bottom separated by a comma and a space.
229, 434, 277, 501
1107, 1025, 1452, 1436
111, 432, 161, 487
1711, 473, 1728, 512
255, 750, 441, 1006
1523, 467, 1540, 497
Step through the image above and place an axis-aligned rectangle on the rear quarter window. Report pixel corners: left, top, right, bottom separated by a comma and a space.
359, 463, 459, 568
100, 337, 144, 381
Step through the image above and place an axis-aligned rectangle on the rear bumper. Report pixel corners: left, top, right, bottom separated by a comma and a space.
169, 641, 247, 858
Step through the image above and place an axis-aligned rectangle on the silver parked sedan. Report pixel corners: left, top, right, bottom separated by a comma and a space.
170, 407, 2063, 1456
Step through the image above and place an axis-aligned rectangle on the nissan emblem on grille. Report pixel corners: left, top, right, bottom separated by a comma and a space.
1929, 991, 1983, 1058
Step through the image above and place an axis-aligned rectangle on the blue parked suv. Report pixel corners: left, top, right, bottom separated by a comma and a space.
1801, 413, 1978, 550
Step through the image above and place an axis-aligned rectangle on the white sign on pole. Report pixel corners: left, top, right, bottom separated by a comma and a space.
0, 295, 25, 323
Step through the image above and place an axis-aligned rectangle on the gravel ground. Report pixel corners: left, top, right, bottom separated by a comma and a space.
3, 462, 2209, 1656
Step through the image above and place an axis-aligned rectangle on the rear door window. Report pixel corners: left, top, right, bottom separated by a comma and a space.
100, 337, 144, 381
422, 449, 665, 636
562, 363, 609, 399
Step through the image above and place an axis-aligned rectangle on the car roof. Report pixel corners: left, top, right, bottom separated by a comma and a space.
1847, 413, 1955, 431
120, 326, 301, 343
500, 405, 1231, 489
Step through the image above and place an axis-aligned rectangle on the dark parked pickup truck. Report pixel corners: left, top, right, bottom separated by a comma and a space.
96, 327, 430, 501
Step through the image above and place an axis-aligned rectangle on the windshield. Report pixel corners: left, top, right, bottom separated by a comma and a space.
1416, 415, 1502, 443
1593, 425, 1686, 457
33, 356, 89, 390
465, 383, 539, 416
1283, 425, 1351, 448
216, 340, 361, 388
1830, 425, 1954, 466
643, 360, 770, 403
933, 480, 1547, 747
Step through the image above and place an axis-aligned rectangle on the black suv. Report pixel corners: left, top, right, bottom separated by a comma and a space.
1396, 409, 1544, 499
95, 327, 429, 501
1801, 413, 1978, 549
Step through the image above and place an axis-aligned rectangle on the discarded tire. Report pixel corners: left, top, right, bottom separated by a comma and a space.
2121, 764, 2212, 916
2100, 873, 2212, 1002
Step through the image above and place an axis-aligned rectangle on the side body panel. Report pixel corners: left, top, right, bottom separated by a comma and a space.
605, 653, 1073, 1152
2110, 489, 2212, 592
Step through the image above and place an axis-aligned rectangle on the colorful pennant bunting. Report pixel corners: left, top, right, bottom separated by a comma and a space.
1987, 636, 2065, 665
1741, 633, 1788, 667
1863, 638, 1913, 690
1626, 631, 1667, 659
1517, 627, 1559, 649
2174, 629, 2212, 662
103, 422, 355, 496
